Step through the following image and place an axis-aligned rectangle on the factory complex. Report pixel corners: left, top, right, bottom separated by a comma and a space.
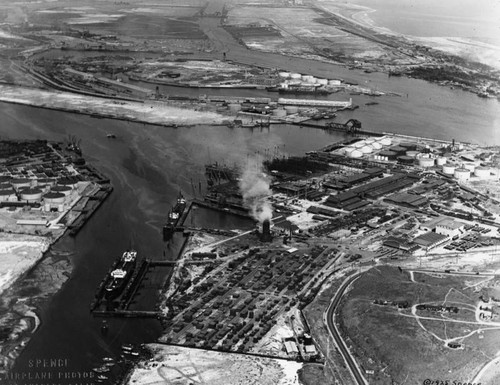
158, 131, 500, 366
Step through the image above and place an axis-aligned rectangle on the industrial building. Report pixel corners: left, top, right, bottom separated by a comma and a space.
413, 232, 448, 250
435, 219, 465, 238
325, 173, 419, 211
277, 97, 352, 108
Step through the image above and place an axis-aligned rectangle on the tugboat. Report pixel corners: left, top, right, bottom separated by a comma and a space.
104, 250, 137, 299
163, 193, 186, 241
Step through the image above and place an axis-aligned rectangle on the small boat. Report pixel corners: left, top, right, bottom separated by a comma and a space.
93, 365, 110, 374
106, 134, 116, 139
103, 357, 114, 362
97, 375, 108, 381
122, 344, 134, 351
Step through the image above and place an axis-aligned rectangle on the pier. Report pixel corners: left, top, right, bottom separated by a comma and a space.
298, 119, 383, 137
192, 198, 252, 219
92, 310, 162, 319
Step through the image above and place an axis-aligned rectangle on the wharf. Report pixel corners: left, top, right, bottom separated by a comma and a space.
92, 310, 162, 319
192, 198, 252, 219
299, 121, 383, 137
68, 185, 113, 236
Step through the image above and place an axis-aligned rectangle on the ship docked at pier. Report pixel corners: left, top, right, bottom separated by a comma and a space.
163, 193, 187, 241
104, 250, 137, 299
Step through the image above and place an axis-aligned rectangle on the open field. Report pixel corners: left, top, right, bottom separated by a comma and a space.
126, 344, 301, 385
224, 5, 396, 64
0, 85, 227, 126
338, 266, 500, 384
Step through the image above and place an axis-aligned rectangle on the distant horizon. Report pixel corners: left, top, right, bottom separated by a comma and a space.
338, 0, 500, 47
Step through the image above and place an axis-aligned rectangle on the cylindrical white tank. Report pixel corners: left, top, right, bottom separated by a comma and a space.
57, 177, 78, 187
284, 106, 299, 114
360, 145, 373, 154
354, 141, 366, 149
350, 150, 363, 158
317, 78, 328, 85
454, 168, 471, 181
371, 142, 382, 150
442, 164, 456, 174
272, 108, 286, 117
10, 178, 32, 190
36, 178, 56, 187
278, 72, 291, 78
272, 108, 286, 118
406, 151, 419, 158
0, 189, 16, 202
379, 137, 392, 146
474, 166, 490, 178
418, 158, 435, 168
20, 188, 43, 203
51, 185, 72, 196
328, 79, 341, 86
43, 192, 66, 204
290, 73, 302, 79
436, 157, 447, 166
463, 162, 475, 172
343, 146, 356, 155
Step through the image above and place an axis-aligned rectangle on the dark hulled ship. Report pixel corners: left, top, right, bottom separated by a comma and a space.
104, 250, 137, 299
163, 193, 187, 241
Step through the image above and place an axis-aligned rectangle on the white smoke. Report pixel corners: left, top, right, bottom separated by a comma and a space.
239, 156, 273, 223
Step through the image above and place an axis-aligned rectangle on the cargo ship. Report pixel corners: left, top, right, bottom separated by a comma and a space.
104, 250, 137, 299
163, 193, 187, 241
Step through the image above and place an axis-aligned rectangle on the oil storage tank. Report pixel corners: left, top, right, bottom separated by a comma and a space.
418, 157, 435, 168
436, 157, 447, 166
0, 188, 16, 202
378, 137, 392, 147
442, 164, 456, 175
454, 168, 471, 181
398, 156, 415, 165
51, 185, 72, 196
10, 178, 32, 191
349, 149, 363, 158
379, 150, 397, 160
399, 142, 418, 151
43, 192, 66, 211
20, 188, 43, 203
474, 166, 491, 179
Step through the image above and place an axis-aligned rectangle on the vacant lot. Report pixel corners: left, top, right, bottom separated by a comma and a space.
338, 266, 500, 384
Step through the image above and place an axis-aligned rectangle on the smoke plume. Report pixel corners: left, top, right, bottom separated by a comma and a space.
239, 156, 273, 223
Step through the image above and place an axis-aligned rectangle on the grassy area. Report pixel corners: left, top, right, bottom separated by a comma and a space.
302, 270, 356, 385
338, 266, 500, 384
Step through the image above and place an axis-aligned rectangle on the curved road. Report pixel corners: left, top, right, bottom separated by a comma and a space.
325, 273, 368, 385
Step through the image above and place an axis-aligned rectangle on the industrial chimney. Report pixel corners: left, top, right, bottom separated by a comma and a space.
260, 219, 272, 242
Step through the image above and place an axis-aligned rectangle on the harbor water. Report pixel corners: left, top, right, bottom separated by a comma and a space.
0, 57, 498, 383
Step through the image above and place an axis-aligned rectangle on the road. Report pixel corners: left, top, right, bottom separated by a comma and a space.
325, 273, 368, 385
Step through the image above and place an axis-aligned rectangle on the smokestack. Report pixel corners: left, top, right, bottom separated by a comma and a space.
239, 156, 273, 223
260, 219, 272, 242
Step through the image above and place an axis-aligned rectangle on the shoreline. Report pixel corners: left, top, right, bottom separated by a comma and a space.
340, 1, 500, 70
0, 164, 113, 372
